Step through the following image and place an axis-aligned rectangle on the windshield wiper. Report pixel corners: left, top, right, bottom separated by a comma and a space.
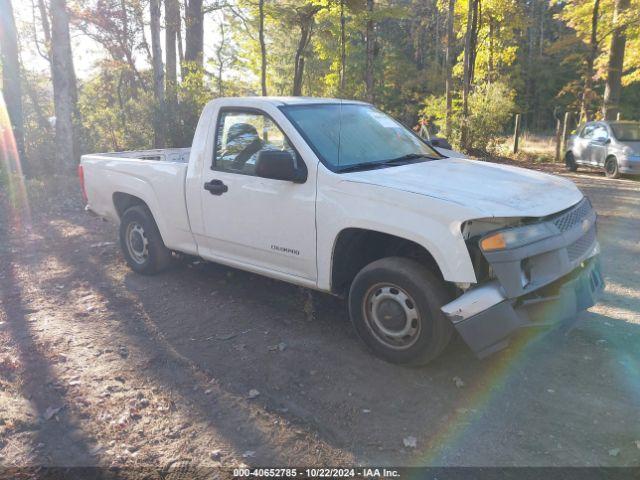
337, 153, 431, 173
383, 153, 433, 163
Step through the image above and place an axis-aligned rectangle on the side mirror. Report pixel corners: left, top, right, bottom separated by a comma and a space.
428, 136, 452, 150
255, 150, 307, 183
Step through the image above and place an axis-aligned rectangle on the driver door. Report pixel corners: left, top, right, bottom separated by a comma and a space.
198, 108, 317, 282
589, 123, 610, 167
575, 124, 595, 165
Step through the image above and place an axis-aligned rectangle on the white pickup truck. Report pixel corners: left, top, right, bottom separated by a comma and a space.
80, 97, 604, 365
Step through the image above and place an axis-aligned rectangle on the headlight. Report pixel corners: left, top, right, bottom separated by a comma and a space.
480, 222, 556, 252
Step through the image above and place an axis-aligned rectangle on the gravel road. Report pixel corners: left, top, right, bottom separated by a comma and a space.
0, 165, 638, 471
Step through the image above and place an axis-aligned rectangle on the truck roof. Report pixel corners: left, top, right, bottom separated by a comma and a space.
212, 96, 370, 107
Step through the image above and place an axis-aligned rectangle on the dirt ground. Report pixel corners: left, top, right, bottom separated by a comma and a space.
1, 160, 639, 472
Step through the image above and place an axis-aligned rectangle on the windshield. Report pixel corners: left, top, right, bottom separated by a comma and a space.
281, 103, 440, 171
611, 123, 640, 141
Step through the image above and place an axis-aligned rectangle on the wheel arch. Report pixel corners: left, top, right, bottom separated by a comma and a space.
113, 192, 149, 219
330, 227, 448, 296
112, 192, 170, 246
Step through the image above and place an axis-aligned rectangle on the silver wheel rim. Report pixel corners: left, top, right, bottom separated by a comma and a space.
125, 222, 149, 265
362, 283, 422, 350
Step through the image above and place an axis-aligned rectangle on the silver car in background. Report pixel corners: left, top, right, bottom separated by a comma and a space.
565, 121, 640, 178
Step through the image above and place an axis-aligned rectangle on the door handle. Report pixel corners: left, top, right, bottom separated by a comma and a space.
204, 179, 228, 195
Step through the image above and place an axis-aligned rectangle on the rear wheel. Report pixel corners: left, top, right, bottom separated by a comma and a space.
604, 156, 620, 178
565, 152, 578, 172
348, 257, 453, 366
119, 205, 172, 275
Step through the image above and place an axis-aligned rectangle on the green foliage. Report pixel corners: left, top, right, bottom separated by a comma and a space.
177, 64, 214, 146
421, 82, 516, 151
20, 71, 55, 176
13, 0, 640, 174
465, 82, 516, 150
78, 62, 155, 152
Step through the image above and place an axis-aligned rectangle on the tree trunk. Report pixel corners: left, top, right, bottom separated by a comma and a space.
468, 0, 479, 85
119, 0, 146, 90
524, 0, 538, 128
292, 20, 311, 96
580, 0, 599, 123
488, 16, 494, 82
433, 3, 440, 68
37, 0, 52, 60
258, 0, 267, 96
0, 0, 28, 175
339, 0, 346, 94
50, 0, 78, 172
185, 0, 204, 69
461, 0, 477, 148
150, 0, 165, 148
165, 0, 179, 145
177, 5, 185, 78
292, 7, 319, 97
216, 21, 225, 96
444, 0, 455, 138
365, 0, 375, 102
602, 0, 630, 120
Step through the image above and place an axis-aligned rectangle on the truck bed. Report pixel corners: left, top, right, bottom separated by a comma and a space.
81, 147, 197, 256
95, 148, 190, 163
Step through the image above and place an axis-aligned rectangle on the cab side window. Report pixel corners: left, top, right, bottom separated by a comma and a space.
591, 125, 609, 142
581, 125, 596, 139
214, 110, 297, 175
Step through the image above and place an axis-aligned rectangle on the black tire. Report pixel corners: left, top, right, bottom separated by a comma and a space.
565, 152, 578, 172
119, 205, 172, 275
348, 257, 454, 366
604, 155, 620, 179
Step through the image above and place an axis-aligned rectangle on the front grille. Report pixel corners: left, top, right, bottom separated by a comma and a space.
552, 198, 592, 233
567, 225, 596, 261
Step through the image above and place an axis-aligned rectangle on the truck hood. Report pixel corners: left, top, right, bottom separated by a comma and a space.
341, 157, 584, 218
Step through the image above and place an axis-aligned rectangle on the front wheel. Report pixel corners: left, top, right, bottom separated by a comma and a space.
348, 257, 453, 366
604, 156, 620, 179
119, 205, 172, 275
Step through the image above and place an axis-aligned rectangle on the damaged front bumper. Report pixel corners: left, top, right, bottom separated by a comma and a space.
443, 256, 604, 357
442, 198, 605, 358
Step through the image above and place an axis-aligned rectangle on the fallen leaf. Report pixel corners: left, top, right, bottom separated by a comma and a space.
43, 406, 62, 421
216, 333, 239, 341
248, 389, 260, 399
90, 242, 114, 248
452, 376, 465, 388
403, 436, 417, 448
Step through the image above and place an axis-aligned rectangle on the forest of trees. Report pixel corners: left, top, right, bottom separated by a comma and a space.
1, 0, 639, 176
